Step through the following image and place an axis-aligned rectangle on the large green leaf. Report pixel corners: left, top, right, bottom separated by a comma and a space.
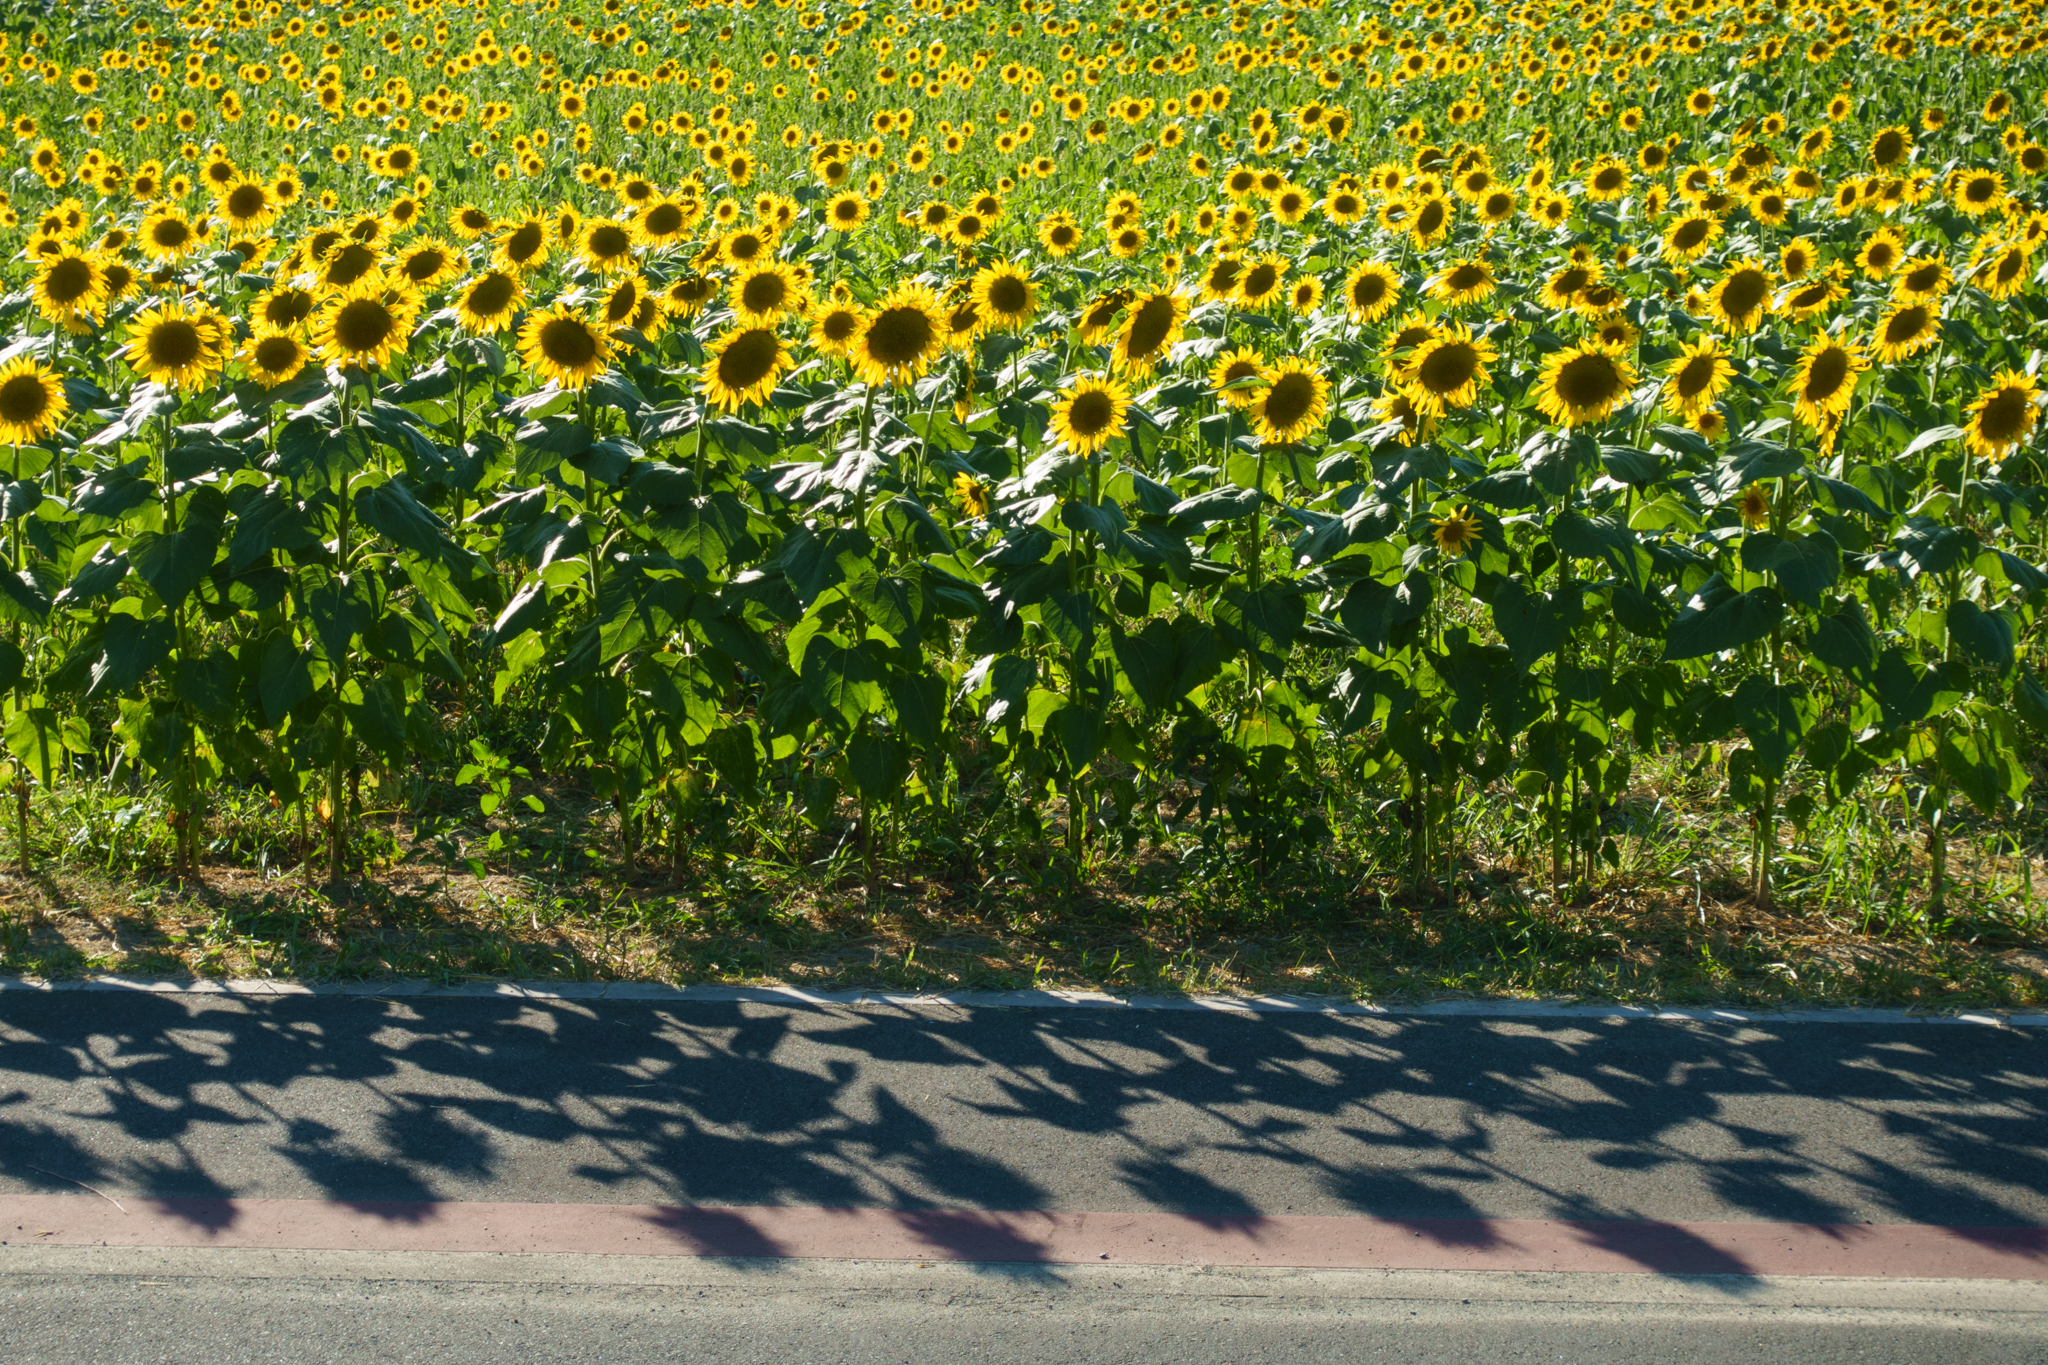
1490, 576, 1583, 671
1731, 674, 1812, 780
1663, 576, 1784, 661
1741, 531, 1840, 609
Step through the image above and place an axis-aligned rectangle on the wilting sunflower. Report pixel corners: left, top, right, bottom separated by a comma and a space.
241, 331, 311, 389
124, 301, 230, 391
0, 357, 68, 445
1871, 301, 1941, 362
701, 324, 789, 413
1535, 341, 1638, 427
1209, 347, 1270, 408
453, 271, 525, 334
1049, 373, 1133, 455
1964, 370, 2042, 463
518, 306, 613, 391
809, 298, 865, 358
1250, 357, 1331, 445
1663, 336, 1734, 417
851, 282, 946, 387
32, 247, 106, 325
1789, 336, 1869, 433
729, 263, 804, 324
1404, 323, 1497, 416
1429, 504, 1478, 555
312, 278, 422, 371
1341, 261, 1402, 323
972, 263, 1036, 331
1428, 255, 1496, 307
1111, 288, 1189, 375
1706, 260, 1774, 334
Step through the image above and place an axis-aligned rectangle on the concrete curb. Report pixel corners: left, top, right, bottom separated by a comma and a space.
0, 974, 2041, 1026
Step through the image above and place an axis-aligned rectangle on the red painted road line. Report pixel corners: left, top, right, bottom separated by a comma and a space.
2, 1196, 2044, 1280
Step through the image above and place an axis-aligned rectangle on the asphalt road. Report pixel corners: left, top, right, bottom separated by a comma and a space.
0, 992, 2043, 1361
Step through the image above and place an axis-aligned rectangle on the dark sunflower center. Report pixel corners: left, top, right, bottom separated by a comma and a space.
146, 320, 204, 369
1418, 342, 1479, 394
1978, 389, 2030, 442
0, 375, 52, 425
740, 273, 789, 313
1676, 355, 1719, 398
717, 329, 781, 390
1883, 307, 1930, 346
43, 256, 93, 304
468, 273, 517, 316
1670, 219, 1710, 251
504, 222, 545, 263
1718, 269, 1768, 319
404, 249, 448, 283
587, 224, 633, 259
1446, 263, 1489, 292
1351, 273, 1388, 306
333, 298, 397, 352
1555, 353, 1622, 408
986, 276, 1028, 315
1262, 373, 1316, 429
1803, 348, 1850, 401
227, 184, 267, 218
1242, 264, 1279, 297
1123, 295, 1178, 356
821, 310, 859, 343
253, 335, 303, 372
152, 219, 191, 249
540, 317, 600, 367
865, 306, 934, 366
1067, 389, 1116, 436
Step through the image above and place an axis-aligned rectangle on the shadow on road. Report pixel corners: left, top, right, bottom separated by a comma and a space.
0, 991, 2042, 1286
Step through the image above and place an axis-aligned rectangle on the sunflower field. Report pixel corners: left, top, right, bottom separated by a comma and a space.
0, 0, 2041, 969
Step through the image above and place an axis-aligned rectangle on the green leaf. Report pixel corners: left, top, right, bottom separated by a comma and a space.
1112, 619, 1177, 711
1741, 530, 1840, 609
1216, 585, 1305, 669
259, 632, 316, 725
1663, 576, 1784, 661
1731, 674, 1812, 780
1490, 576, 1583, 671
801, 636, 884, 731
2017, 672, 2048, 736
885, 670, 946, 747
4, 704, 62, 787
1947, 600, 2015, 672
703, 723, 761, 794
844, 730, 909, 802
1808, 600, 1879, 682
90, 614, 175, 695
129, 486, 227, 610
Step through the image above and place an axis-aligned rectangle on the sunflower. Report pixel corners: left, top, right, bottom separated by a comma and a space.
662, 274, 719, 319
1870, 301, 1941, 363
972, 263, 1036, 331
313, 239, 383, 293
1209, 347, 1269, 408
1235, 255, 1288, 309
312, 278, 422, 371
1789, 336, 1868, 433
1663, 336, 1734, 417
600, 275, 648, 330
518, 306, 613, 391
1779, 238, 1820, 281
822, 191, 869, 234
809, 299, 865, 357
1340, 261, 1401, 323
1408, 194, 1453, 246
576, 218, 639, 274
138, 207, 199, 260
701, 325, 789, 413
1037, 211, 1082, 256
1892, 257, 1952, 302
1379, 311, 1441, 386
395, 238, 462, 290
1856, 228, 1906, 279
851, 282, 946, 387
1777, 268, 1848, 320
1950, 168, 2006, 215
1706, 260, 1773, 334
1428, 256, 1496, 307
1662, 212, 1722, 262
241, 331, 311, 389
1869, 125, 1913, 169
951, 472, 991, 519
1289, 278, 1324, 315
1077, 288, 1133, 345
1049, 373, 1133, 455
1738, 481, 1772, 529
1539, 260, 1599, 310
124, 301, 231, 391
32, 247, 106, 324
448, 203, 494, 240
0, 357, 68, 445
253, 284, 317, 334
1964, 370, 2042, 463
1404, 323, 1497, 417
1110, 288, 1189, 375
1249, 357, 1330, 445
729, 263, 804, 323
1430, 505, 1478, 555
1534, 342, 1638, 428
1199, 254, 1246, 303
1972, 239, 2031, 300
494, 215, 550, 273
454, 271, 525, 334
